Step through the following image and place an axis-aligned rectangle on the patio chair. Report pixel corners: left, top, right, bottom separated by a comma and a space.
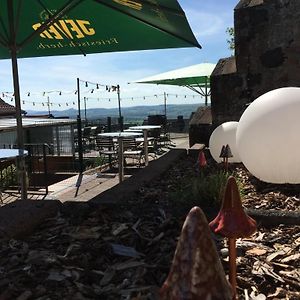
158, 123, 176, 148
96, 136, 118, 168
122, 137, 144, 167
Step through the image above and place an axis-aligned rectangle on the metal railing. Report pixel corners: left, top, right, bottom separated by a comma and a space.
25, 143, 53, 194
0, 143, 53, 194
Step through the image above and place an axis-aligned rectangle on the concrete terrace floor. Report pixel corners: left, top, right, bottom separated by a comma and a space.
0, 133, 190, 206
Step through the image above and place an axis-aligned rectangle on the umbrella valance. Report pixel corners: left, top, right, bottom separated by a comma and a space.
133, 63, 216, 105
0, 0, 200, 59
134, 63, 215, 87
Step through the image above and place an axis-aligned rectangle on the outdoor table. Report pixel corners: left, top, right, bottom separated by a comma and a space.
129, 125, 162, 130
0, 149, 28, 161
129, 125, 162, 166
124, 128, 143, 132
98, 132, 142, 182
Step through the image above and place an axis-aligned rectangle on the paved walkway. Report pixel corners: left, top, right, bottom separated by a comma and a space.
0, 134, 189, 205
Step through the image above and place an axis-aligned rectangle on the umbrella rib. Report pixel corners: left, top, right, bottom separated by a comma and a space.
34, 0, 87, 56
93, 0, 201, 49
13, 0, 23, 41
195, 82, 211, 96
185, 85, 203, 96
19, 0, 83, 49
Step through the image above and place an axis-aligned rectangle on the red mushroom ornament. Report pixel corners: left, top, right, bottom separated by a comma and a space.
198, 150, 207, 169
209, 176, 257, 299
160, 206, 232, 300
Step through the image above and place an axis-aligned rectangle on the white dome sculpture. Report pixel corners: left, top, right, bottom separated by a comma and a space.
236, 87, 300, 183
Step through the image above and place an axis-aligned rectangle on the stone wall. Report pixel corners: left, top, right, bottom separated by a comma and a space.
211, 0, 300, 126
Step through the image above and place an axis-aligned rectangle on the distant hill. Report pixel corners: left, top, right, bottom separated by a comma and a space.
26, 104, 202, 121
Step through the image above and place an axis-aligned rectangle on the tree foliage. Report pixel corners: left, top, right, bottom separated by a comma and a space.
226, 27, 235, 52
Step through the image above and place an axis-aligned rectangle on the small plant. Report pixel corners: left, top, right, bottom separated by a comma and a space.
171, 171, 231, 212
0, 164, 18, 189
83, 156, 110, 170
226, 26, 235, 54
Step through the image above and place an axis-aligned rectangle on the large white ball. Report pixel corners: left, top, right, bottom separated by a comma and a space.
236, 87, 300, 183
209, 121, 241, 163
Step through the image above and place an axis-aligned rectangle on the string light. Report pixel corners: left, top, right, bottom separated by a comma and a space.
1, 89, 202, 109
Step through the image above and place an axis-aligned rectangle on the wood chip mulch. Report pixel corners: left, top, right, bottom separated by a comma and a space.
0, 155, 299, 300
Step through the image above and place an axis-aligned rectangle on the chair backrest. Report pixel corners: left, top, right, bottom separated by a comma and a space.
82, 127, 92, 137
149, 128, 161, 138
96, 136, 115, 150
122, 137, 138, 151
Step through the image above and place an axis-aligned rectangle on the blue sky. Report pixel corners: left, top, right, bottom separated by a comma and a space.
0, 0, 237, 112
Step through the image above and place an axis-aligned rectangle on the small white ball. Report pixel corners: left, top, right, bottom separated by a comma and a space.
209, 121, 241, 163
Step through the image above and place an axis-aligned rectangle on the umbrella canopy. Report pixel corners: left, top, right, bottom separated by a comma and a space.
0, 0, 200, 58
0, 0, 200, 200
133, 63, 216, 105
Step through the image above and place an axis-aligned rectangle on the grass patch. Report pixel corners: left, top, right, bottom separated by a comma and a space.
170, 170, 244, 214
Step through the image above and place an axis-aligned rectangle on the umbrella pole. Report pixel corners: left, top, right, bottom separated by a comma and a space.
164, 92, 167, 118
11, 48, 27, 200
77, 78, 84, 173
205, 77, 208, 106
117, 85, 123, 131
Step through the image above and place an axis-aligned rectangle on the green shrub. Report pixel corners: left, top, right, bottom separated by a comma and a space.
84, 156, 109, 170
171, 170, 230, 211
0, 164, 18, 189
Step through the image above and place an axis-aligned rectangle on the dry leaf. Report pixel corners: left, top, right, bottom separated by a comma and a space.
246, 247, 267, 256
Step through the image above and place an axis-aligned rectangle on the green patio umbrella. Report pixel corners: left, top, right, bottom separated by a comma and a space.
133, 63, 215, 106
0, 0, 200, 200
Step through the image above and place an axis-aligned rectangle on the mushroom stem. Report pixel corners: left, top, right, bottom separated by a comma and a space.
228, 238, 237, 299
